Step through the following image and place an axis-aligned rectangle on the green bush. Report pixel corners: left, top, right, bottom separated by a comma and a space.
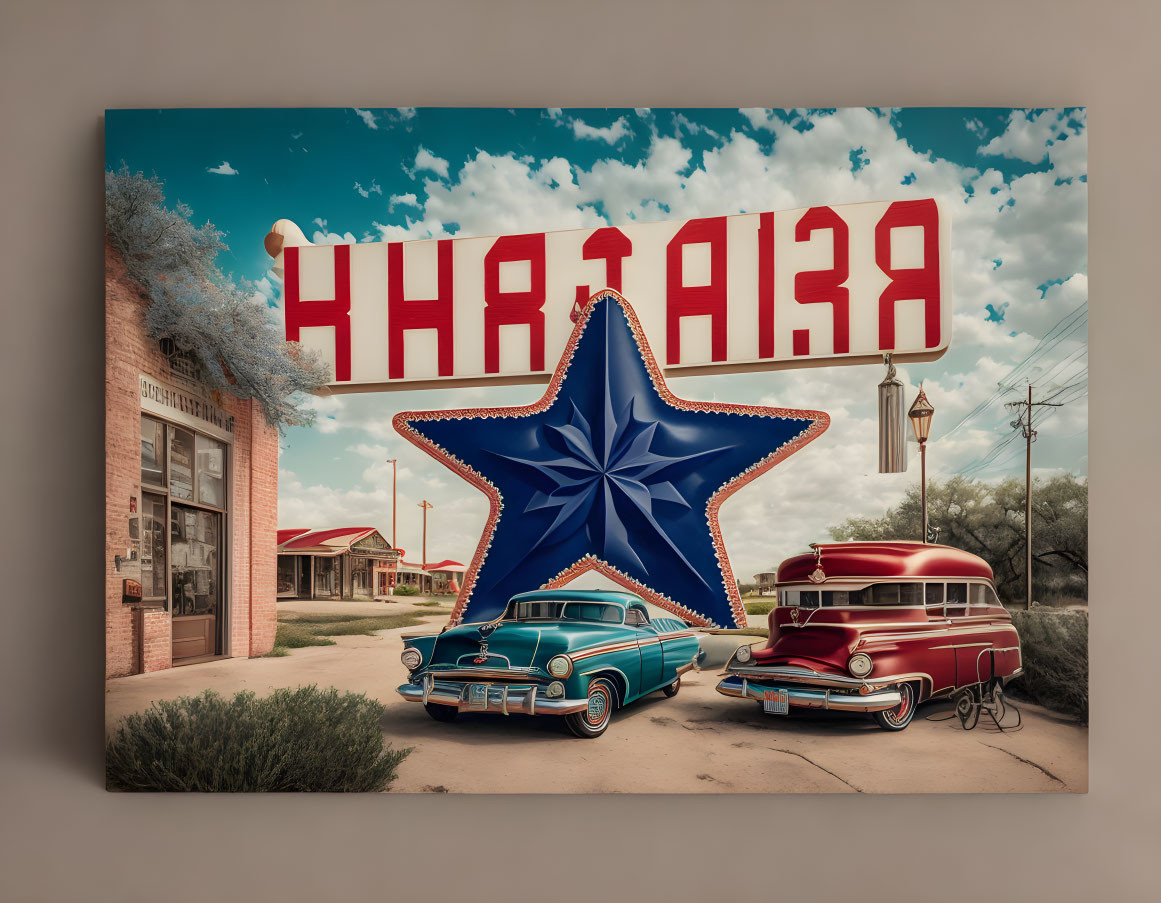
393, 585, 420, 596
1007, 608, 1088, 724
106, 686, 411, 792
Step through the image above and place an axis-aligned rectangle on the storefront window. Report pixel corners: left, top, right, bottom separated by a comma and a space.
169, 428, 195, 501
141, 416, 166, 487
196, 434, 225, 507
277, 556, 301, 597
350, 557, 371, 597
314, 557, 340, 597
140, 492, 168, 602
170, 505, 219, 616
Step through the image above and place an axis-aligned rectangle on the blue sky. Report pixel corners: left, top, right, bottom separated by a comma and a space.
106, 107, 1088, 577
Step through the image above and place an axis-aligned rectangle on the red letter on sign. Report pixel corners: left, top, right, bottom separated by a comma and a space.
794, 207, 850, 356
875, 199, 941, 349
666, 217, 727, 365
284, 244, 352, 382
484, 234, 546, 373
757, 212, 775, 359
579, 226, 632, 295
388, 240, 454, 379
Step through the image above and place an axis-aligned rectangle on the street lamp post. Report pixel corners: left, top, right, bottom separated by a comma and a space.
908, 386, 935, 543
417, 500, 433, 568
385, 459, 397, 549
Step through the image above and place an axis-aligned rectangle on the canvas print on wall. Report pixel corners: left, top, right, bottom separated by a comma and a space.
104, 107, 1087, 792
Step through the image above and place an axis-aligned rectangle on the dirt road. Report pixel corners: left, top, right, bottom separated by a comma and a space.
105, 603, 1087, 793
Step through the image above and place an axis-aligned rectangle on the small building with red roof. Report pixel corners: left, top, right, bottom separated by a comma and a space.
276, 527, 402, 600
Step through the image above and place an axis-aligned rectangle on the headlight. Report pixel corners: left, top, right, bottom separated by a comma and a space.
735, 644, 752, 664
547, 655, 573, 678
400, 648, 423, 671
848, 653, 873, 678
546, 681, 565, 698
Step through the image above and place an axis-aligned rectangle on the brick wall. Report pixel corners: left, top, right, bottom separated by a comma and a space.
105, 242, 279, 677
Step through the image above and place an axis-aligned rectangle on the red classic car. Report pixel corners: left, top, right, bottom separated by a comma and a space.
716, 541, 1023, 730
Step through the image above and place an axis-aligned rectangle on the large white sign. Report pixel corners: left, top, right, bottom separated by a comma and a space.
269, 198, 950, 393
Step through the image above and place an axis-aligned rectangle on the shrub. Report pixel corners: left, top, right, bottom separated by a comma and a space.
105, 167, 330, 428
1006, 608, 1088, 724
744, 599, 776, 616
106, 686, 411, 792
393, 585, 420, 596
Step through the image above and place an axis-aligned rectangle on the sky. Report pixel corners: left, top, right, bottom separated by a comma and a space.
106, 106, 1088, 580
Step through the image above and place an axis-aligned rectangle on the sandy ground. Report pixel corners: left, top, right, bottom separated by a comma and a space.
105, 599, 1088, 794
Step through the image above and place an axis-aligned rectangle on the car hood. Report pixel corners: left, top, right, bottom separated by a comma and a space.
430, 621, 635, 671
751, 623, 859, 673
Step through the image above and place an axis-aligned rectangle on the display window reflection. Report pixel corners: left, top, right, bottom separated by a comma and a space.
170, 505, 220, 616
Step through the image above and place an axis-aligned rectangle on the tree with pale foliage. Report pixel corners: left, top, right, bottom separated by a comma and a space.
106, 166, 330, 428
830, 474, 1088, 605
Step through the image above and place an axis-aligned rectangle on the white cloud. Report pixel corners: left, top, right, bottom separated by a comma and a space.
396, 107, 417, 120
980, 109, 1086, 177
570, 115, 630, 144
312, 217, 327, 230
353, 179, 383, 198
389, 192, 419, 210
412, 146, 450, 180
310, 230, 358, 245
206, 161, 238, 175
353, 108, 378, 130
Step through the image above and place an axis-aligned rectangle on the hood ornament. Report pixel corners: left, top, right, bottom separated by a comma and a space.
808, 544, 827, 584
474, 621, 498, 664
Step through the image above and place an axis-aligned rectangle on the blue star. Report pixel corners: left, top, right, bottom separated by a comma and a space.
395, 291, 828, 627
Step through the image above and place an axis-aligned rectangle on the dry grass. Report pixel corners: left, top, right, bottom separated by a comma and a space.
268, 611, 450, 656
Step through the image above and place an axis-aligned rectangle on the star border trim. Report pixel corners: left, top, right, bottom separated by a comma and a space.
393, 289, 830, 628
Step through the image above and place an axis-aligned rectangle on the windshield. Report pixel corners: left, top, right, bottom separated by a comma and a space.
505, 600, 623, 624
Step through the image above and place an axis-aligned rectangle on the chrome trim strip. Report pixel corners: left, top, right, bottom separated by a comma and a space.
715, 675, 903, 713
426, 666, 541, 681
397, 680, 588, 715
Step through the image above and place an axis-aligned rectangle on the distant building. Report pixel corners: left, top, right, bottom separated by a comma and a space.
277, 528, 402, 600
754, 570, 778, 596
396, 559, 467, 594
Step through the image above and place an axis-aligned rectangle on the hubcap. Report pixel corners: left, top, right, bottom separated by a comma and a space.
887, 685, 913, 724
586, 688, 609, 724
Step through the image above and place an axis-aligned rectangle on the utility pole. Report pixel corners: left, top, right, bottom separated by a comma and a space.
417, 500, 433, 567
385, 459, 397, 548
1006, 385, 1062, 610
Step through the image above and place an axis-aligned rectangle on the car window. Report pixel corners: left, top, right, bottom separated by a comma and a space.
781, 589, 819, 608
946, 583, 968, 616
561, 602, 623, 624
984, 585, 1001, 607
925, 582, 945, 607
508, 601, 565, 620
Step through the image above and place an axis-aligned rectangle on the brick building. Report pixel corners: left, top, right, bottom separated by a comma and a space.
105, 242, 279, 677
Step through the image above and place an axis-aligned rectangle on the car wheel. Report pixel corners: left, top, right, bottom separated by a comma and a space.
662, 677, 681, 698
424, 702, 458, 723
872, 682, 917, 731
564, 678, 616, 739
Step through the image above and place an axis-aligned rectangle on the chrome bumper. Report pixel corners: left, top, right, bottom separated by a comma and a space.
397, 676, 589, 716
715, 674, 903, 713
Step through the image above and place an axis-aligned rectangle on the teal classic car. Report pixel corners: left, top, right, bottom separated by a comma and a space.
397, 589, 702, 738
